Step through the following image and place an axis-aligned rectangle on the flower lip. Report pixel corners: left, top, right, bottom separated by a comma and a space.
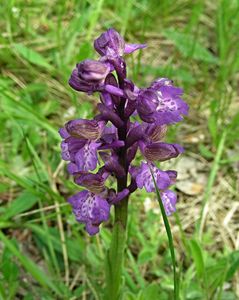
160, 190, 177, 216
68, 190, 110, 235
130, 162, 171, 193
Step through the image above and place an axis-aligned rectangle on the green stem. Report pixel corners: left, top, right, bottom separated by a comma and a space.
105, 195, 128, 300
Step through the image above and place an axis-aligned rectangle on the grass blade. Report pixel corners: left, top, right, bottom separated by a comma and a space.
0, 231, 62, 296
150, 168, 179, 300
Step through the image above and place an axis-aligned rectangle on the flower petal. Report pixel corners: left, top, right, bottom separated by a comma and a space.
68, 190, 110, 235
160, 190, 177, 216
130, 162, 171, 192
124, 43, 147, 54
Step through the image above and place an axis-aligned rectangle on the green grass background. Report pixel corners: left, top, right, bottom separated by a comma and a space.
0, 0, 239, 299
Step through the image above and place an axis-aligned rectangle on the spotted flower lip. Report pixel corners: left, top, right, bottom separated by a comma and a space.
160, 190, 177, 216
60, 28, 188, 235
60, 138, 86, 161
129, 162, 172, 193
68, 190, 110, 235
74, 142, 99, 172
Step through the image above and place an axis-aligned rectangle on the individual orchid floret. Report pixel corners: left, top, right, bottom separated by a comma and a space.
68, 191, 110, 235
136, 83, 188, 125
129, 163, 177, 216
59, 119, 104, 173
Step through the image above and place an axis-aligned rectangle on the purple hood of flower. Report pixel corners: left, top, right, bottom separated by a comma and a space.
59, 28, 188, 235
94, 28, 146, 57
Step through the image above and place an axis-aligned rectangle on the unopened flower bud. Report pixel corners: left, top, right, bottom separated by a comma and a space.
78, 60, 110, 82
94, 28, 125, 56
69, 60, 110, 93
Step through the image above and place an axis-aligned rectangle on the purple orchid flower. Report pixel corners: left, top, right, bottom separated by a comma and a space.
60, 28, 188, 235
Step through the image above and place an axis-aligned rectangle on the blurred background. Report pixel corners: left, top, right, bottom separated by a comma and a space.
0, 0, 239, 299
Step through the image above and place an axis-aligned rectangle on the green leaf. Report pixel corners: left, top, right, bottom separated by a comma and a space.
226, 251, 239, 281
14, 44, 53, 70
189, 239, 205, 279
138, 283, 164, 300
0, 232, 62, 296
208, 115, 218, 145
1, 247, 19, 282
163, 28, 218, 64
198, 144, 214, 159
0, 88, 60, 140
138, 248, 155, 265
205, 258, 227, 296
2, 191, 38, 220
29, 224, 84, 262
150, 168, 179, 300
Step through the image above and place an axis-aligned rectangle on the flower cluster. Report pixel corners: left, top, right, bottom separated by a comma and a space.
59, 28, 188, 235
